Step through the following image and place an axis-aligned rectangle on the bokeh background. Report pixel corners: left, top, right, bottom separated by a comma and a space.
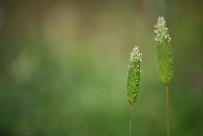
0, 0, 203, 136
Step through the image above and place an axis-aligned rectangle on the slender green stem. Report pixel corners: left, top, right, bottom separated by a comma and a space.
152, 119, 160, 136
129, 104, 133, 136
166, 85, 169, 136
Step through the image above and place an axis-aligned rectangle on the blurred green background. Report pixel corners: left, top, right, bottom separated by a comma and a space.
0, 0, 203, 135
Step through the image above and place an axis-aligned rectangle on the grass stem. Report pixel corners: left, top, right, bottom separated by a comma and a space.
166, 85, 169, 136
129, 104, 133, 136
152, 119, 160, 136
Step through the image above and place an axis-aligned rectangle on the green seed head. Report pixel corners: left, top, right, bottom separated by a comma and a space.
126, 46, 142, 105
154, 16, 173, 85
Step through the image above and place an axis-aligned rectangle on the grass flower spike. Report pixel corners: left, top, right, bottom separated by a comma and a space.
126, 46, 142, 136
126, 46, 142, 105
154, 16, 173, 136
154, 16, 173, 85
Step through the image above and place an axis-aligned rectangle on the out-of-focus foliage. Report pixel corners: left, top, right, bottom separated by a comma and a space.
0, 0, 203, 135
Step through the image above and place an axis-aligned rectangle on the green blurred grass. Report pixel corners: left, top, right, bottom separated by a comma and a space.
0, 0, 203, 135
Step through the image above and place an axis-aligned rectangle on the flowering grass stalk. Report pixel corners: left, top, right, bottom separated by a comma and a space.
126, 46, 142, 136
154, 16, 173, 136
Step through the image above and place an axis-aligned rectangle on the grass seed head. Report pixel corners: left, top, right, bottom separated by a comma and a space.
126, 46, 142, 105
154, 16, 173, 85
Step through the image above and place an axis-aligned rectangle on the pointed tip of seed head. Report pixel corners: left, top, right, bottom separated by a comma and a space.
159, 16, 164, 20
129, 46, 142, 62
134, 46, 139, 50
158, 16, 166, 24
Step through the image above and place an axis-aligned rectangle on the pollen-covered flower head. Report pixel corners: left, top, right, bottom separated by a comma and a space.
126, 46, 142, 105
154, 16, 171, 44
129, 46, 142, 63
